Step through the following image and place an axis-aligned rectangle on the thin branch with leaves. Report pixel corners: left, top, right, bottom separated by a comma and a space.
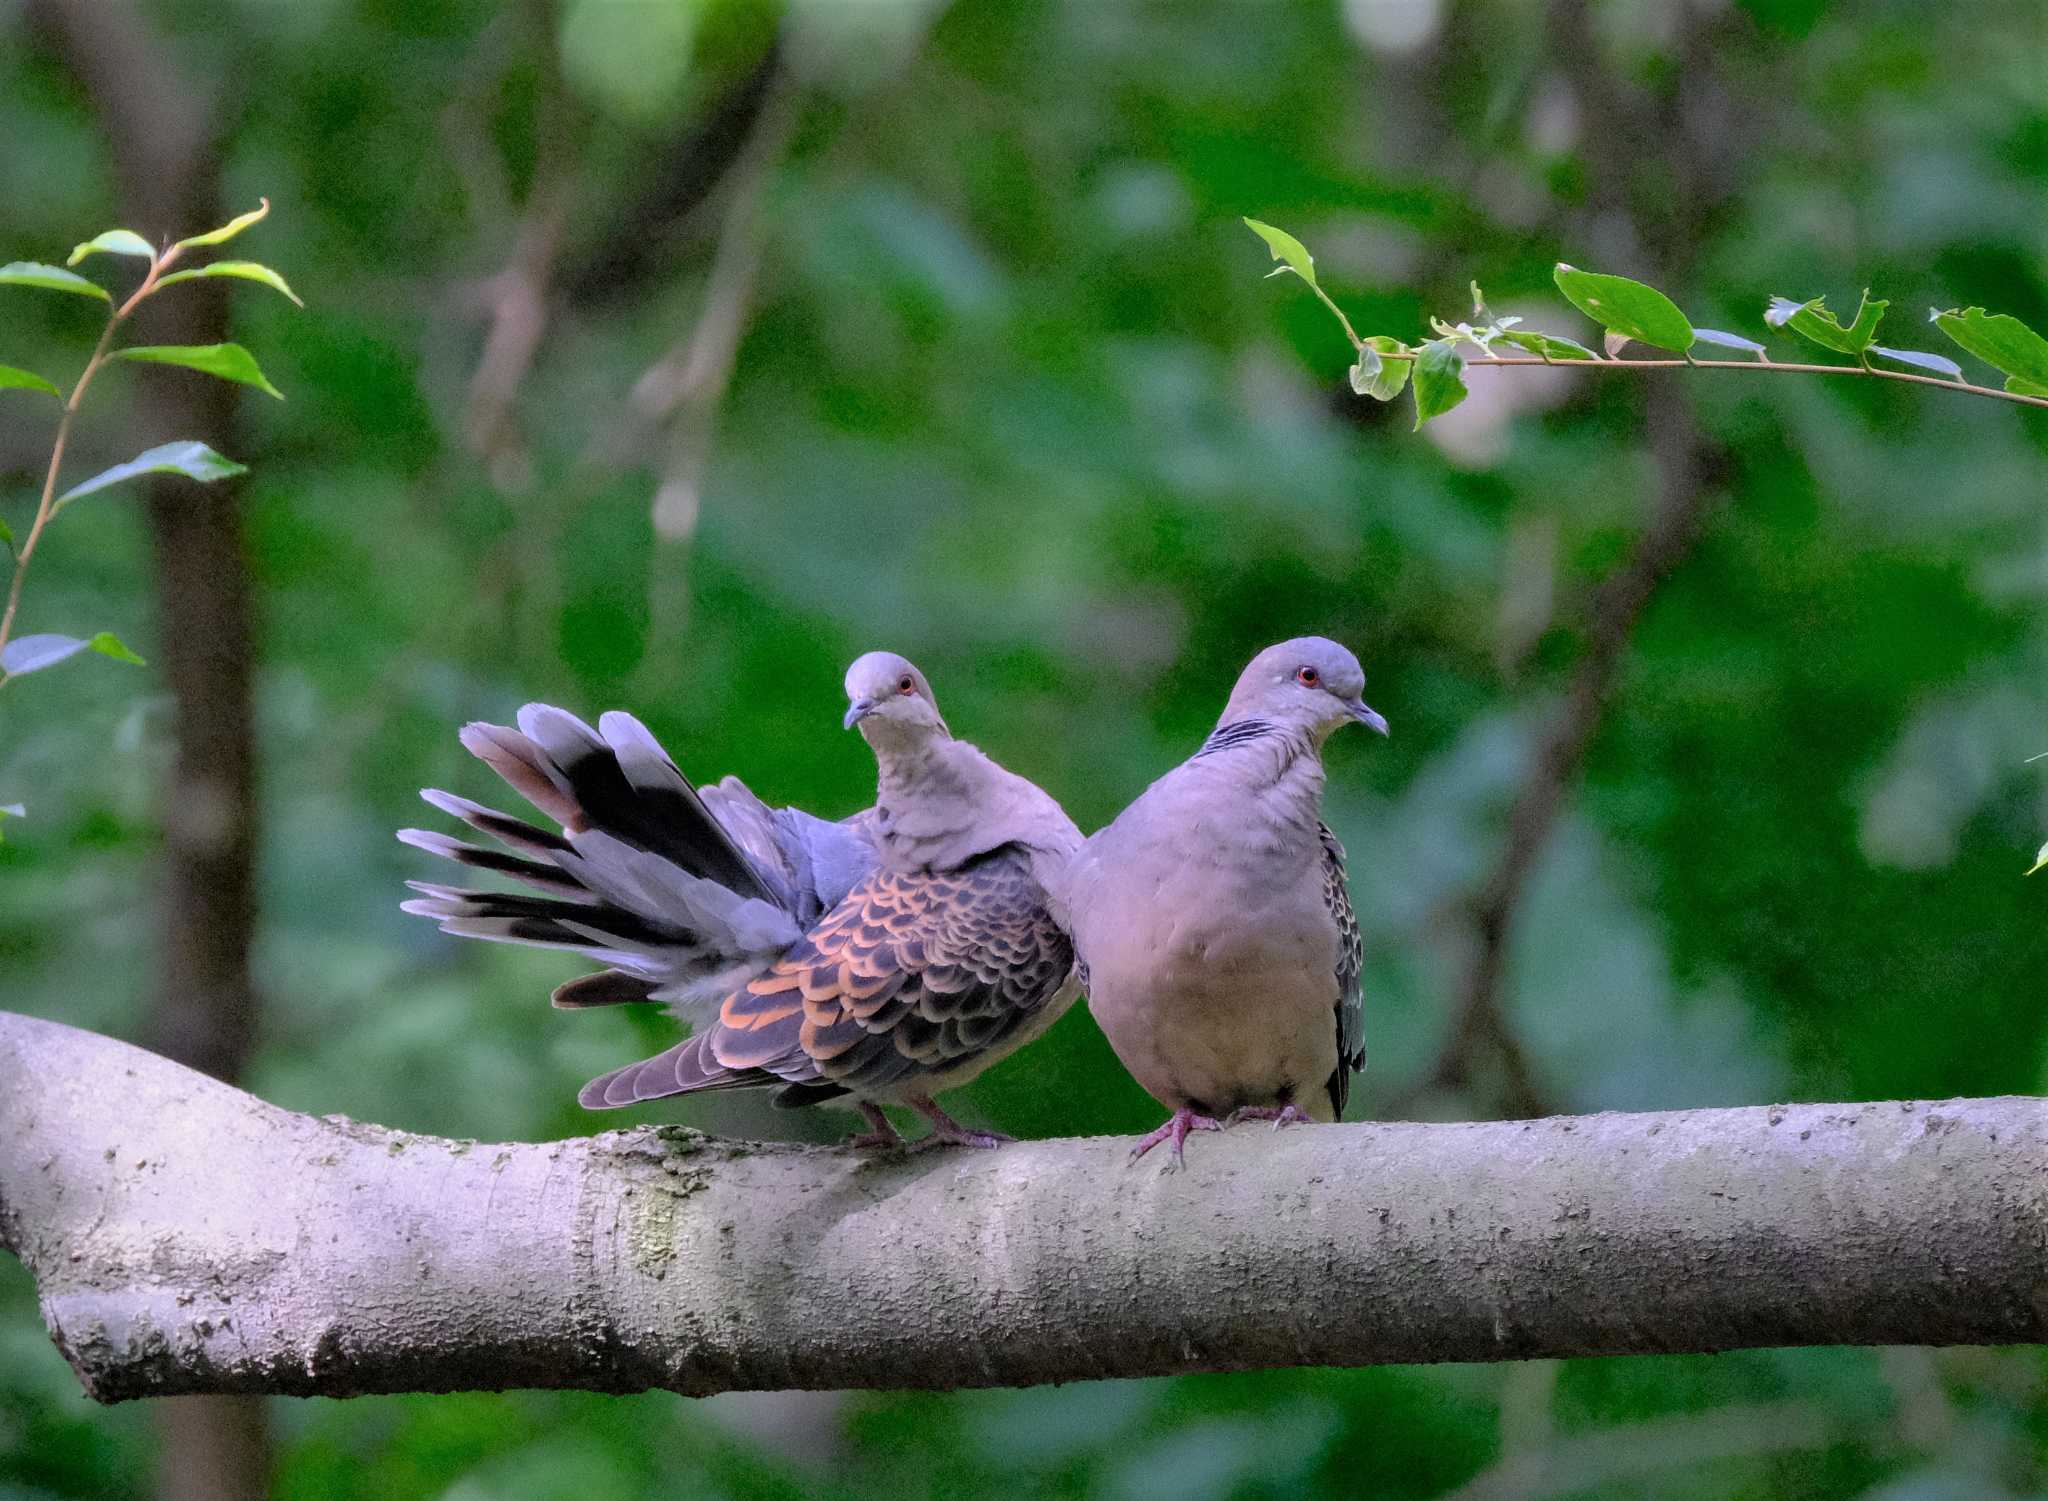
1243, 218, 2048, 427
1245, 217, 2048, 885
0, 199, 297, 833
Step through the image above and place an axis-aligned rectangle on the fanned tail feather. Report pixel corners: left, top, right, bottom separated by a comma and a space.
403, 702, 883, 1108
403, 705, 816, 1018
578, 1033, 786, 1109
551, 969, 659, 1009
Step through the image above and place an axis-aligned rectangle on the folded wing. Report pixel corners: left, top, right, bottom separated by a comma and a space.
578, 846, 1074, 1109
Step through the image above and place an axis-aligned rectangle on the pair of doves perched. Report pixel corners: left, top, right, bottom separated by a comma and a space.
401, 638, 1386, 1164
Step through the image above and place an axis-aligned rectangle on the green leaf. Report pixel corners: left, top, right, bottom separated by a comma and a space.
111, 343, 283, 400
1411, 338, 1467, 428
0, 632, 143, 675
0, 262, 110, 302
155, 260, 304, 308
0, 802, 21, 841
1496, 328, 1601, 361
1553, 264, 1694, 352
1347, 342, 1381, 395
1691, 327, 1768, 357
1427, 317, 1490, 349
1869, 345, 1963, 380
66, 229, 154, 266
88, 631, 146, 666
1, 634, 88, 676
55, 440, 249, 510
1351, 336, 1412, 402
1928, 307, 2048, 387
1242, 218, 1317, 289
1765, 292, 1887, 355
2006, 376, 2048, 399
0, 365, 61, 398
173, 198, 271, 252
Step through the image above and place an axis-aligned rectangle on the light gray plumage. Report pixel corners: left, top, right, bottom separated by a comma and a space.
400, 653, 1082, 1149
1056, 637, 1386, 1166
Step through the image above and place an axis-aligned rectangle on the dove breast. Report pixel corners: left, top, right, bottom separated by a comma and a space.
1064, 770, 1343, 1122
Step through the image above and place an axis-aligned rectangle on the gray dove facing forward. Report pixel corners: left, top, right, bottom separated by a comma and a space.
1058, 637, 1386, 1166
400, 651, 1082, 1150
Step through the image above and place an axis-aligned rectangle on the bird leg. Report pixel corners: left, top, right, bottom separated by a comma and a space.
1128, 1107, 1225, 1169
845, 1101, 907, 1151
905, 1095, 1014, 1151
1226, 1103, 1317, 1131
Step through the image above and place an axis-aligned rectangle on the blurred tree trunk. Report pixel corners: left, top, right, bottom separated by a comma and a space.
27, 4, 267, 1500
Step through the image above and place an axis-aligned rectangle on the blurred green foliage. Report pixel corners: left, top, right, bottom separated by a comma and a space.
3, 0, 2045, 1497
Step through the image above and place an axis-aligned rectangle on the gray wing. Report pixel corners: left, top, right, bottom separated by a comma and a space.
1319, 822, 1364, 1119
700, 774, 878, 927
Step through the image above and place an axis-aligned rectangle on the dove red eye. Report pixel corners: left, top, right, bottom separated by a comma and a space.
1296, 666, 1320, 687
898, 676, 917, 694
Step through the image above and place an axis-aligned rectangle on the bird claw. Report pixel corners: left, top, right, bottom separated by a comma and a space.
1227, 1103, 1316, 1132
846, 1102, 908, 1151
1128, 1108, 1225, 1170
903, 1096, 1012, 1151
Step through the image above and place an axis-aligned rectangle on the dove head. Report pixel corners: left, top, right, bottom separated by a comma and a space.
843, 651, 950, 744
1221, 637, 1388, 742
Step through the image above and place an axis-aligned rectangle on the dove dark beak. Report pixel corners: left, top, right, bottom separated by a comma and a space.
843, 698, 876, 731
1348, 699, 1390, 736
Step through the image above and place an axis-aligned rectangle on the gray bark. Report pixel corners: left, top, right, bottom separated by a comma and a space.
2, 1010, 2044, 1403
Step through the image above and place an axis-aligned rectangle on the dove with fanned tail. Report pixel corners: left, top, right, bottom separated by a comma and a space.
400, 652, 1081, 1149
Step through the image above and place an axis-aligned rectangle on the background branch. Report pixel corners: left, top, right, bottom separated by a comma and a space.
1408, 383, 1719, 1116
1401, 0, 1737, 1117
558, 39, 784, 309
4, 1012, 2043, 1404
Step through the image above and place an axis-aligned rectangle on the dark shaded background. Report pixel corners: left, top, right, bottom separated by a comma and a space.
3, 0, 2045, 1496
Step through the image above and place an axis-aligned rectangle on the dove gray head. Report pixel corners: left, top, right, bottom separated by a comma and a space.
843, 651, 950, 744
1219, 637, 1389, 742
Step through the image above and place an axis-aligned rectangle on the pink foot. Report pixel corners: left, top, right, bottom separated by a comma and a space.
1128, 1107, 1225, 1169
906, 1096, 1014, 1152
1227, 1103, 1316, 1131
845, 1101, 907, 1151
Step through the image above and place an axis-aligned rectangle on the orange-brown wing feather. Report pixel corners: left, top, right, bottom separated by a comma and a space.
705, 846, 1071, 1093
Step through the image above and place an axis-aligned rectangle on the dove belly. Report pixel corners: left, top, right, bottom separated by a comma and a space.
1086, 860, 1339, 1119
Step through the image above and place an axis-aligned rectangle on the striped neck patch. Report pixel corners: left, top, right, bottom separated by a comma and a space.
1193, 717, 1283, 759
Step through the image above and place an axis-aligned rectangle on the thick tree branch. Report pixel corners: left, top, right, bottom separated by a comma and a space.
4, 1012, 2044, 1403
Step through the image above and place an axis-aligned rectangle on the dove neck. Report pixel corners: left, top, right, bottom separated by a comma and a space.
1196, 721, 1327, 835
868, 731, 970, 869
866, 723, 949, 789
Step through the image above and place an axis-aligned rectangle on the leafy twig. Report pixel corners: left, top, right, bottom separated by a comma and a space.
1243, 218, 2048, 423
0, 201, 287, 691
